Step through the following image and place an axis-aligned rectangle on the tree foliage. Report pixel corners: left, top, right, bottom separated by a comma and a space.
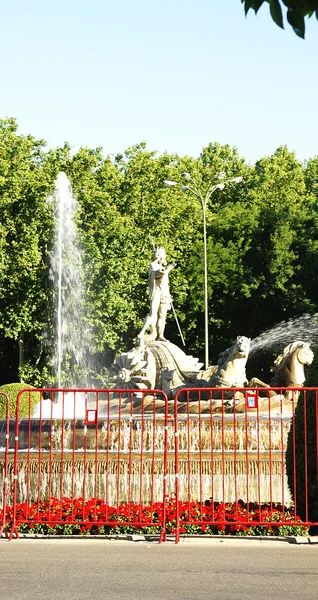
1, 118, 318, 386
0, 118, 55, 383
242, 0, 318, 38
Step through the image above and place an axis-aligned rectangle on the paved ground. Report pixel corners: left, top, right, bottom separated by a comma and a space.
1, 537, 318, 599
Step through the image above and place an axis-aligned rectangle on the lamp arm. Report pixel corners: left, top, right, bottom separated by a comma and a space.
184, 184, 201, 199
205, 183, 222, 204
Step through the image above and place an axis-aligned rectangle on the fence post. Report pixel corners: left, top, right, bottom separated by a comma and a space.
0, 393, 10, 538
174, 390, 180, 544
8, 391, 22, 540
159, 391, 170, 543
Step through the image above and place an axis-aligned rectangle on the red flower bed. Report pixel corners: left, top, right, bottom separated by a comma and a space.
0, 497, 309, 537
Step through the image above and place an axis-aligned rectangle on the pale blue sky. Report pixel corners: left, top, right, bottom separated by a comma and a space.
1, 0, 317, 164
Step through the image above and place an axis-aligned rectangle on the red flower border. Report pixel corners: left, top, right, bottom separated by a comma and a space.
0, 497, 309, 537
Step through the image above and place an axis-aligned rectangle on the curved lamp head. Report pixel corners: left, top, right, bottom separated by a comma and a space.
181, 172, 191, 181
163, 180, 178, 188
229, 176, 243, 183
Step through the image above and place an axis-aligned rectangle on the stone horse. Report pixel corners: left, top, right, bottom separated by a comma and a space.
209, 335, 251, 389
249, 340, 314, 403
270, 341, 314, 388
201, 335, 251, 408
171, 336, 251, 407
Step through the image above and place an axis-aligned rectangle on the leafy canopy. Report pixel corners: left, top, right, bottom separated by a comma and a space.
242, 0, 318, 38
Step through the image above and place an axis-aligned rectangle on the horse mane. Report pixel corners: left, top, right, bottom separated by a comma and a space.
210, 336, 249, 388
273, 341, 308, 370
217, 346, 232, 368
270, 340, 313, 388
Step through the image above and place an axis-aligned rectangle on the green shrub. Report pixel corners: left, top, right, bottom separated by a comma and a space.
0, 383, 41, 418
286, 391, 318, 525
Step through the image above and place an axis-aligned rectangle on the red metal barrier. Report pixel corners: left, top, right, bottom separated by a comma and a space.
7, 388, 170, 541
173, 386, 318, 542
0, 392, 10, 538
2, 386, 318, 542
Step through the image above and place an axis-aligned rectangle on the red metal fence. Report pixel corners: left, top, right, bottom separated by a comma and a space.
173, 386, 318, 542
0, 392, 10, 538
1, 386, 318, 542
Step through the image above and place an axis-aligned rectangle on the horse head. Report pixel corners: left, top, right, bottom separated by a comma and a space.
271, 341, 314, 387
211, 335, 251, 388
232, 335, 251, 360
296, 342, 314, 367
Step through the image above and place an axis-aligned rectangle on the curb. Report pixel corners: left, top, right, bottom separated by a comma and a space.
2, 533, 318, 544
173, 535, 316, 545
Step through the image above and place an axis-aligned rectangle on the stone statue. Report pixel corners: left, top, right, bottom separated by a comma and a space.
175, 335, 251, 405
110, 340, 203, 400
249, 340, 314, 399
137, 247, 176, 344
209, 336, 251, 389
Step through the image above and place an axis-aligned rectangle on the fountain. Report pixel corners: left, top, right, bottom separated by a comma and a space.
32, 173, 93, 419
250, 313, 318, 356
0, 405, 294, 506
48, 172, 91, 390
1, 235, 316, 513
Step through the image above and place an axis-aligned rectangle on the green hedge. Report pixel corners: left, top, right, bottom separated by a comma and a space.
0, 383, 40, 418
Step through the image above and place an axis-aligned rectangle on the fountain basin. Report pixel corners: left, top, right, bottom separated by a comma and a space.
0, 415, 292, 506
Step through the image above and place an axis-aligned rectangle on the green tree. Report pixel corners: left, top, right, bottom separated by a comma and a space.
1, 118, 318, 388
242, 1, 318, 38
76, 144, 190, 357
0, 118, 54, 384
161, 142, 252, 360
242, 147, 310, 319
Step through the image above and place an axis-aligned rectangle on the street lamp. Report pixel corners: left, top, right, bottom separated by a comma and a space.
163, 172, 243, 370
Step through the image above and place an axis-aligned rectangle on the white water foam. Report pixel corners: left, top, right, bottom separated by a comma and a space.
250, 313, 318, 355
32, 392, 87, 419
48, 172, 92, 387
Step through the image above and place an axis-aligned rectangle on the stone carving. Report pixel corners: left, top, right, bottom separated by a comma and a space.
109, 347, 156, 390
249, 340, 314, 399
270, 341, 314, 388
110, 312, 313, 415
173, 335, 251, 407
110, 336, 251, 406
110, 340, 203, 400
226, 340, 314, 415
208, 335, 251, 389
137, 247, 176, 345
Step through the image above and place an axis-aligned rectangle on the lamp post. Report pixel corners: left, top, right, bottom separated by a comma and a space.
163, 172, 243, 370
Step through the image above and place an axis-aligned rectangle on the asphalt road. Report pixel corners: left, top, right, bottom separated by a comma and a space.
1, 537, 318, 600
